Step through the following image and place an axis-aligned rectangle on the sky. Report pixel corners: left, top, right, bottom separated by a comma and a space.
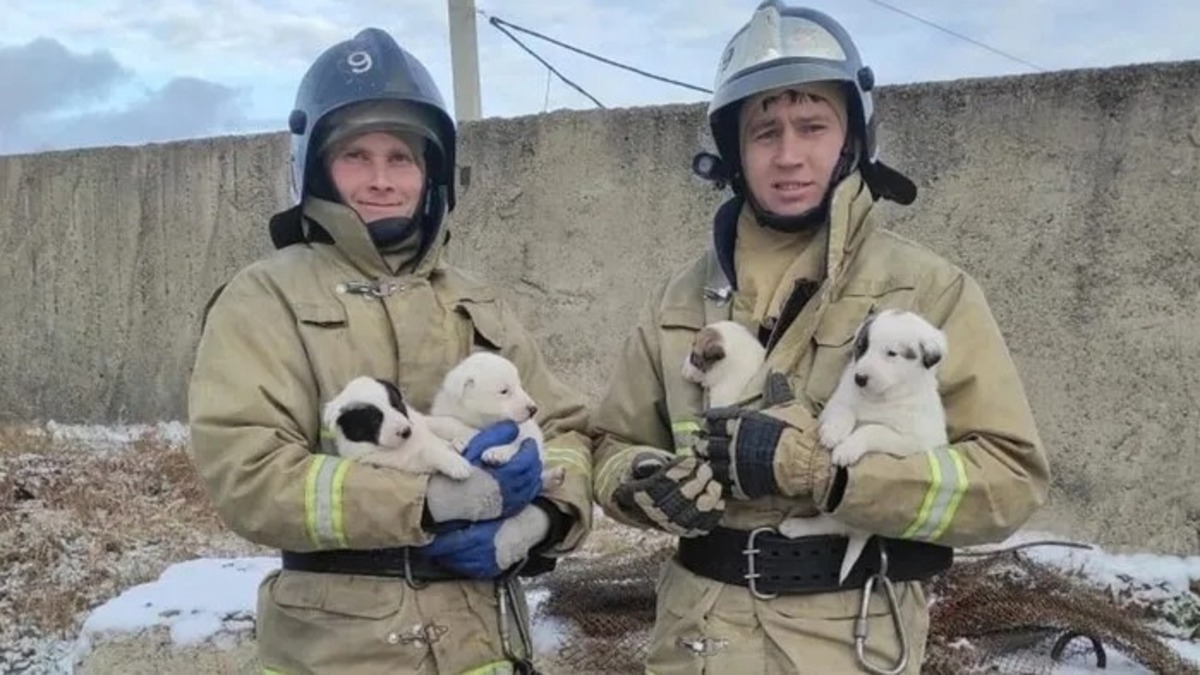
3, 0, 1200, 155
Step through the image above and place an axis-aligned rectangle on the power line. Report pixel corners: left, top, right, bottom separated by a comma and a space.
483, 13, 605, 108
486, 14, 712, 95
863, 0, 1047, 73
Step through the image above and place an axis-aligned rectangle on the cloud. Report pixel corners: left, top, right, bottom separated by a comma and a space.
5, 0, 1200, 154
0, 38, 130, 125
0, 37, 255, 154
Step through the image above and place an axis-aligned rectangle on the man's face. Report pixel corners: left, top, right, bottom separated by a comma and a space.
740, 90, 847, 217
327, 131, 424, 223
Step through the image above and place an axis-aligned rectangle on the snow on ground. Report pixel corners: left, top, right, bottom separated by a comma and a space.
5, 422, 1196, 674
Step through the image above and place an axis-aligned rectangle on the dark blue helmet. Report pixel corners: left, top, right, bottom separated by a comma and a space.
286, 27, 457, 213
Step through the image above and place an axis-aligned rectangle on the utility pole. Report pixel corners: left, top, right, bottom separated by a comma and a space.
447, 0, 482, 121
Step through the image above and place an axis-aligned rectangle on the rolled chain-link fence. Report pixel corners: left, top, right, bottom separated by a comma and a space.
526, 538, 1198, 674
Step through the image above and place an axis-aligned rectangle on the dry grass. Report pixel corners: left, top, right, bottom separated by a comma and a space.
0, 424, 265, 645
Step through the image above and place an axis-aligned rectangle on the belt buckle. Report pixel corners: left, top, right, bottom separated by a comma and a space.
743, 526, 778, 600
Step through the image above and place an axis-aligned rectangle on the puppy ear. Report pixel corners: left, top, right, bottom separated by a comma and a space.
696, 327, 725, 364
919, 329, 948, 369
376, 379, 407, 415
919, 344, 942, 369
852, 311, 876, 361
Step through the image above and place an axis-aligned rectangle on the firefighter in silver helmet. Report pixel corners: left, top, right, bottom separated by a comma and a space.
591, 2, 1050, 672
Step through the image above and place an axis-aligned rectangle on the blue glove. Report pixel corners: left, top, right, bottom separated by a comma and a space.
424, 421, 544, 528
421, 504, 551, 579
462, 421, 544, 518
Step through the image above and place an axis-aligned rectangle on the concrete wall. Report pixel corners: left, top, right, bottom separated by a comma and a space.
2, 60, 1198, 554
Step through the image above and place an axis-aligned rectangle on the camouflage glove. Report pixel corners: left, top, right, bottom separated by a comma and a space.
697, 401, 833, 504
612, 450, 726, 537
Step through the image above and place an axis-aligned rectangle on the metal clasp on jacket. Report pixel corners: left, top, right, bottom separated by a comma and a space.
854, 545, 910, 675
337, 279, 401, 298
703, 284, 733, 306
743, 526, 779, 600
676, 635, 728, 657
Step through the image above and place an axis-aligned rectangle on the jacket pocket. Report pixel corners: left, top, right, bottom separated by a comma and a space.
455, 299, 507, 352
257, 570, 434, 673
805, 280, 916, 408
292, 301, 354, 424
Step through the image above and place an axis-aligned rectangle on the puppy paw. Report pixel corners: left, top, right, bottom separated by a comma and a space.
818, 411, 855, 450
541, 466, 566, 492
777, 518, 804, 539
830, 437, 868, 467
443, 455, 474, 481
482, 442, 520, 465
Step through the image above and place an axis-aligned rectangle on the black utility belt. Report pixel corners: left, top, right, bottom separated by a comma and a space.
281, 547, 463, 582
677, 526, 953, 597
280, 547, 558, 582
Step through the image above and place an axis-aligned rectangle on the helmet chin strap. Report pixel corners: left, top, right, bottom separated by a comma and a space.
745, 138, 860, 233
364, 216, 418, 249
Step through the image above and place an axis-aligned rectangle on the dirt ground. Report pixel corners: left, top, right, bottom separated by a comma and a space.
0, 422, 671, 674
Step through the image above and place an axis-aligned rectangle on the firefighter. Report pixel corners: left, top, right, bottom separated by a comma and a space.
591, 2, 1051, 672
188, 27, 593, 674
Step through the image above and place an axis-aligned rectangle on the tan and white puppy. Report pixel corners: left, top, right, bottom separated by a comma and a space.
682, 320, 766, 407
427, 351, 565, 491
322, 376, 473, 479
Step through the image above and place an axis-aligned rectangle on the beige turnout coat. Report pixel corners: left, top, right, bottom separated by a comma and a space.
591, 173, 1051, 673
188, 197, 593, 674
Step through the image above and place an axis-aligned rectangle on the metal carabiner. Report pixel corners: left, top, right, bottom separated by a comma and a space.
854, 547, 911, 675
402, 548, 429, 590
495, 561, 540, 674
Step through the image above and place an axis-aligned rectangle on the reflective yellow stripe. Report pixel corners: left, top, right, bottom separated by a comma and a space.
459, 660, 514, 675
902, 446, 968, 541
929, 447, 969, 542
305, 455, 350, 548
596, 445, 641, 499
544, 445, 590, 477
671, 419, 700, 450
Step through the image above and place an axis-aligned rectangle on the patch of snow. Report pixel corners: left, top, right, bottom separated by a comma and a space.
37, 420, 191, 452
72, 556, 278, 661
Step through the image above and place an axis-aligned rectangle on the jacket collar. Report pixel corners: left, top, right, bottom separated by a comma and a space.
710, 171, 877, 296
301, 196, 448, 279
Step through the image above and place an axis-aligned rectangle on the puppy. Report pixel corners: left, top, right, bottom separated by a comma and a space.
782, 308, 949, 583
681, 320, 766, 407
427, 351, 565, 491
816, 308, 949, 466
321, 376, 473, 480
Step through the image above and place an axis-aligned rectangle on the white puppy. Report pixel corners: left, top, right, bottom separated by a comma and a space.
783, 308, 949, 583
681, 320, 766, 407
427, 351, 565, 491
321, 376, 473, 480
817, 308, 949, 466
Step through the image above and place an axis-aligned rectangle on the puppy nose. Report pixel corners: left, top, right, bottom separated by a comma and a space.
399, 427, 412, 439
854, 373, 868, 387
527, 404, 538, 417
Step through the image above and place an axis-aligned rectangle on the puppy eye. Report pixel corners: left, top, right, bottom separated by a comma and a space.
886, 350, 898, 358
500, 387, 510, 395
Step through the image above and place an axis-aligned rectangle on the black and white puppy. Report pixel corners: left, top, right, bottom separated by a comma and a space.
322, 376, 473, 480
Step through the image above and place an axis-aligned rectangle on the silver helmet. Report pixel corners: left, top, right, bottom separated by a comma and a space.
701, 0, 915, 206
